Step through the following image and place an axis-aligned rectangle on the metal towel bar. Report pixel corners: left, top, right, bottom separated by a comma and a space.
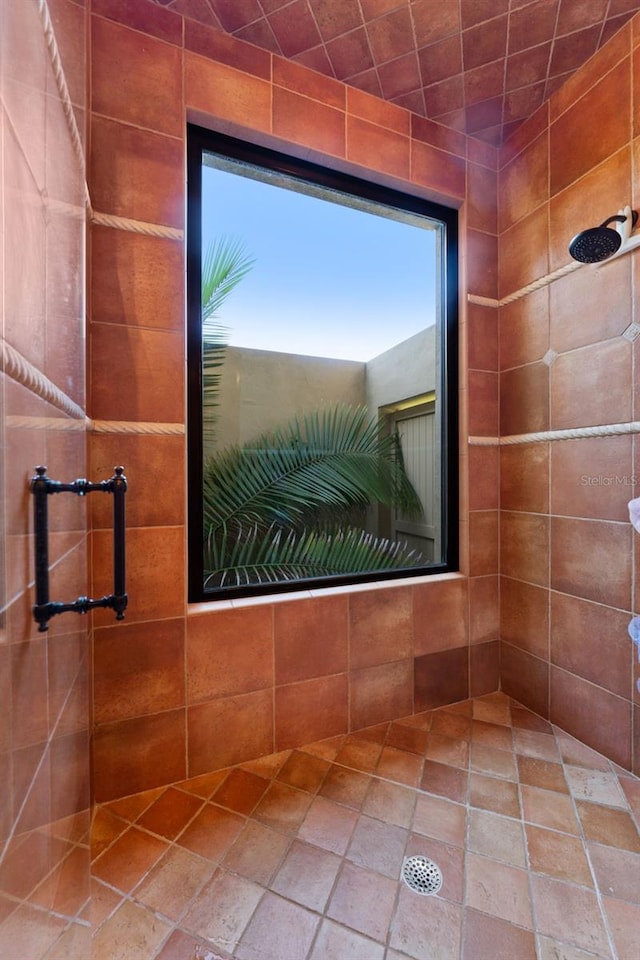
30, 465, 128, 632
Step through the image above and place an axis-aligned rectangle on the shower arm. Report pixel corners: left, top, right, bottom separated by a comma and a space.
30, 465, 128, 632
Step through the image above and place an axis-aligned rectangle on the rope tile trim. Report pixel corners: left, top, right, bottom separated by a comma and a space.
2, 341, 185, 436
4, 415, 185, 436
2, 340, 86, 420
90, 210, 184, 241
91, 420, 185, 435
469, 421, 640, 446
468, 261, 583, 308
37, 0, 89, 209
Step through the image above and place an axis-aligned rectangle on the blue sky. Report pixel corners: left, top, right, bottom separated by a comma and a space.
202, 162, 438, 362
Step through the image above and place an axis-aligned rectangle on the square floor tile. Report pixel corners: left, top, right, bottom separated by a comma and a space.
91, 828, 169, 894
517, 755, 568, 793
525, 824, 593, 886
411, 793, 466, 847
420, 760, 468, 802
429, 711, 473, 741
469, 772, 520, 817
252, 781, 313, 834
222, 820, 290, 885
467, 808, 526, 867
471, 720, 513, 751
389, 885, 462, 960
512, 729, 561, 762
133, 845, 214, 922
465, 852, 533, 928
136, 787, 204, 840
376, 745, 423, 787
346, 814, 408, 879
327, 860, 397, 942
462, 907, 536, 960
361, 778, 416, 828
318, 765, 371, 809
333, 737, 382, 772
176, 804, 245, 862
276, 750, 331, 794
564, 767, 628, 807
425, 733, 469, 769
180, 868, 263, 953
235, 891, 319, 960
386, 721, 430, 754
211, 768, 270, 815
575, 799, 640, 851
308, 918, 385, 960
271, 839, 341, 911
297, 795, 358, 854
531, 874, 610, 955
602, 896, 640, 960
587, 842, 640, 903
470, 742, 517, 780
91, 900, 171, 960
520, 784, 581, 835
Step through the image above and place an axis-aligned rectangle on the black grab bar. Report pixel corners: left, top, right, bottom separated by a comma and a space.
30, 465, 128, 632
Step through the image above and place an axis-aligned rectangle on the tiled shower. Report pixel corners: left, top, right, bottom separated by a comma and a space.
0, 0, 639, 957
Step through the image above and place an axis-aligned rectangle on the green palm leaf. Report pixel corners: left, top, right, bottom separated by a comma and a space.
201, 237, 254, 447
203, 404, 423, 536
202, 236, 255, 323
203, 404, 426, 588
205, 521, 426, 588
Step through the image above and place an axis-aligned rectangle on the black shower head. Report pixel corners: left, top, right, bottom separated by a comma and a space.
568, 211, 639, 263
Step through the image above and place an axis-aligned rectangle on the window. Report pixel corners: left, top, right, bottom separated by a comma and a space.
187, 125, 458, 602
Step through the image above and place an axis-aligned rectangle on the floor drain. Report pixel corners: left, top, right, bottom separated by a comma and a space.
401, 855, 443, 896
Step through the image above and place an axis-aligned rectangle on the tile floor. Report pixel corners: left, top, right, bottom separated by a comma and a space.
91, 693, 640, 960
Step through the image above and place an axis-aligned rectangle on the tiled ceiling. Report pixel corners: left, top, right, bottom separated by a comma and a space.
155, 0, 640, 144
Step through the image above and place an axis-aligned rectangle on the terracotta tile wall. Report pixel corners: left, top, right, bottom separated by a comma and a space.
498, 17, 640, 773
0, 0, 91, 956
88, 0, 500, 803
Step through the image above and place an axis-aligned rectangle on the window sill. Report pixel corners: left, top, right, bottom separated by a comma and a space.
187, 570, 464, 615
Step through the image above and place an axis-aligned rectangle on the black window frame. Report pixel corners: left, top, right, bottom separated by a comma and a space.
187, 123, 459, 603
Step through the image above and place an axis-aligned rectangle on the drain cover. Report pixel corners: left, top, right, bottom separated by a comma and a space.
401, 855, 443, 896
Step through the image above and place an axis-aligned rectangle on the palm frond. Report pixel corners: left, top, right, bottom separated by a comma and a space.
202, 335, 227, 448
201, 237, 254, 447
203, 404, 423, 536
201, 236, 255, 323
205, 521, 426, 588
